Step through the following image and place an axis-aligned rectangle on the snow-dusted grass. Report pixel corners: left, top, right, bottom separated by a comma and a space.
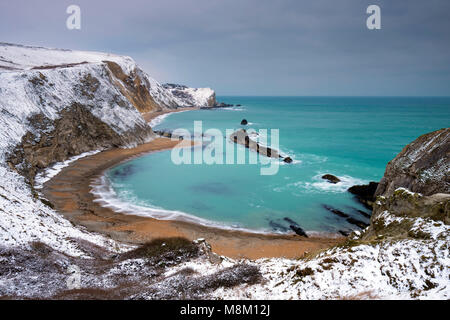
212, 221, 449, 300
0, 166, 127, 257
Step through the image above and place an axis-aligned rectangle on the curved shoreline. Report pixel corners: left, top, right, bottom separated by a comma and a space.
91, 174, 343, 237
42, 111, 343, 259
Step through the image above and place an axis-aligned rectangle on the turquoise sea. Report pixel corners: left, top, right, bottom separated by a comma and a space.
96, 97, 450, 235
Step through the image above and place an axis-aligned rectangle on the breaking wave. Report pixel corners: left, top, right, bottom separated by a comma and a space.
274, 174, 367, 194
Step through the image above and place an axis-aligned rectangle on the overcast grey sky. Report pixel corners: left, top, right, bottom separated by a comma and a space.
1, 0, 450, 96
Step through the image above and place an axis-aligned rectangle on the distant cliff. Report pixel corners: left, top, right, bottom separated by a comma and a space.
163, 83, 216, 107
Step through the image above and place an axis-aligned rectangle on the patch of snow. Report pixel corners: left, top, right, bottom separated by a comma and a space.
0, 166, 128, 257
395, 187, 423, 197
35, 150, 101, 190
212, 237, 449, 300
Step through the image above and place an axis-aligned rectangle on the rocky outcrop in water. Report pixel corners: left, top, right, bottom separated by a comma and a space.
283, 217, 308, 237
322, 205, 369, 229
348, 182, 379, 208
230, 129, 280, 158
322, 174, 341, 184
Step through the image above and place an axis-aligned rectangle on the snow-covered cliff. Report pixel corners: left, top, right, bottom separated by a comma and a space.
0, 43, 217, 183
0, 43, 217, 253
163, 83, 216, 107
0, 43, 216, 111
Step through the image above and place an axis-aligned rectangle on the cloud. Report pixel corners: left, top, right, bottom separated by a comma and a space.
1, 0, 449, 95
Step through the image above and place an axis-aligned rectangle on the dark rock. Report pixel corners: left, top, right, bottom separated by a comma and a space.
283, 217, 298, 226
236, 104, 242, 107
269, 220, 289, 232
40, 198, 54, 209
284, 218, 308, 237
323, 205, 369, 229
217, 102, 233, 108
351, 208, 371, 219
338, 230, 350, 237
283, 157, 293, 163
346, 217, 369, 229
240, 119, 248, 125
348, 182, 379, 208
322, 174, 341, 184
289, 225, 308, 238
322, 205, 349, 218
162, 131, 172, 138
200, 102, 233, 109
230, 129, 280, 159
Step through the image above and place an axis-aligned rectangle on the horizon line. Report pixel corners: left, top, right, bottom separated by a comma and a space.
215, 95, 450, 98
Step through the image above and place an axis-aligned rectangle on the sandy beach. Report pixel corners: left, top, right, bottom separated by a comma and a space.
142, 107, 199, 123
42, 110, 343, 260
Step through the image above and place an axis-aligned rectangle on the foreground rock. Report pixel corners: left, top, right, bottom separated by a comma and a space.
363, 127, 450, 238
375, 128, 450, 197
348, 182, 379, 208
363, 189, 450, 240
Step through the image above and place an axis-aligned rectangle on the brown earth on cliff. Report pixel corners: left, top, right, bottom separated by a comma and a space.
7, 102, 153, 186
104, 61, 162, 114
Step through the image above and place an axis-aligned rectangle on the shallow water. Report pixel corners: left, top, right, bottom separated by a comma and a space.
99, 97, 450, 234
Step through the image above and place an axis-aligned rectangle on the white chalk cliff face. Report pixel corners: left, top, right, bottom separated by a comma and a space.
0, 43, 448, 299
163, 83, 216, 107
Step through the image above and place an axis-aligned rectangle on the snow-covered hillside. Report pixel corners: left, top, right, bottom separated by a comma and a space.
0, 43, 214, 255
